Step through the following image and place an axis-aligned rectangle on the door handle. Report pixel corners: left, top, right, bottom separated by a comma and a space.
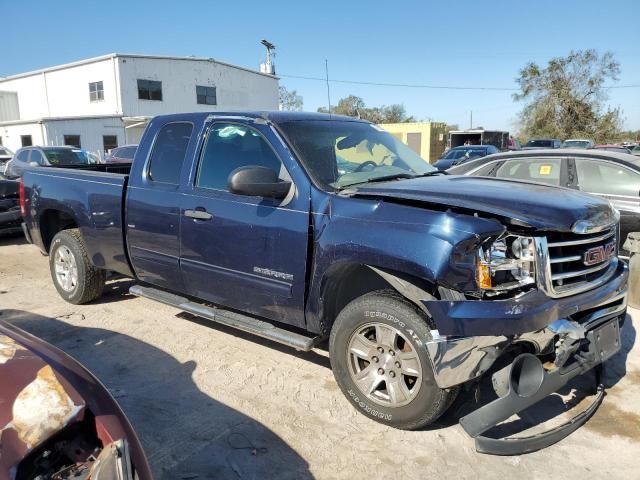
184, 208, 213, 220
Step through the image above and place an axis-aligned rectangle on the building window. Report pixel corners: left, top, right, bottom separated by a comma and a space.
196, 85, 217, 105
137, 79, 163, 101
103, 135, 118, 154
89, 81, 104, 102
21, 135, 32, 147
64, 135, 81, 148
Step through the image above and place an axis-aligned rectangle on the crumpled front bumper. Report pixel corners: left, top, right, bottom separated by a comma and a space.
422, 260, 627, 389
460, 316, 621, 455
420, 260, 627, 454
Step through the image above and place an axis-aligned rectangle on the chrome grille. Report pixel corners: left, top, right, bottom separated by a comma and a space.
537, 226, 618, 298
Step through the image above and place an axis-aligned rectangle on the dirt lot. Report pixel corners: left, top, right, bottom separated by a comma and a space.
1, 232, 639, 479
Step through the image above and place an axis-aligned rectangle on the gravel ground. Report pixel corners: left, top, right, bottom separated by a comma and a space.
1, 232, 639, 479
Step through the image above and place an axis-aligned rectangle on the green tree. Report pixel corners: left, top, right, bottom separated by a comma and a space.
318, 95, 413, 123
279, 86, 303, 111
514, 50, 623, 142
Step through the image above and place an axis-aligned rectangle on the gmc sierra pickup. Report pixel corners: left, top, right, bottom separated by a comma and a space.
21, 112, 628, 454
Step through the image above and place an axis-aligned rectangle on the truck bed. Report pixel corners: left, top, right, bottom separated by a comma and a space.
22, 166, 133, 277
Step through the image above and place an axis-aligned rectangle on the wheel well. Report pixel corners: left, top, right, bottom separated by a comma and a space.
320, 264, 434, 335
40, 210, 78, 253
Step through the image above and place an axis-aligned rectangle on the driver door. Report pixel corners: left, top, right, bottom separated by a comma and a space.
179, 120, 310, 328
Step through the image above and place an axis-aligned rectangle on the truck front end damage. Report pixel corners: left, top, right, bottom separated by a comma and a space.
422, 221, 628, 454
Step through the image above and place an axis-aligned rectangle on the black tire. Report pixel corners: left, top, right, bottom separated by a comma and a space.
329, 290, 457, 430
49, 229, 105, 304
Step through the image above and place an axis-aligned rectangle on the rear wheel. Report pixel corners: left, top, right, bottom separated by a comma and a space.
49, 229, 105, 304
329, 291, 457, 429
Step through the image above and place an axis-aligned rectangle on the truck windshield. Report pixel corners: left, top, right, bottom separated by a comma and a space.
278, 120, 436, 190
43, 148, 91, 165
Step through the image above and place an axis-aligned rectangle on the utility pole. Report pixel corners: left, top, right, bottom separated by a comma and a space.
260, 40, 276, 75
325, 59, 331, 114
470, 110, 473, 129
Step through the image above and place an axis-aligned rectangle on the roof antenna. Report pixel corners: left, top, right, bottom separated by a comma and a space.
260, 40, 276, 75
325, 58, 332, 116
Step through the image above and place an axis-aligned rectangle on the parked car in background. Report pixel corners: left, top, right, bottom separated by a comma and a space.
592, 144, 632, 154
449, 148, 640, 252
0, 177, 21, 232
432, 144, 499, 170
20, 112, 629, 453
0, 146, 14, 175
631, 145, 640, 157
0, 320, 152, 479
522, 139, 561, 149
105, 144, 138, 164
561, 139, 594, 149
4, 146, 96, 178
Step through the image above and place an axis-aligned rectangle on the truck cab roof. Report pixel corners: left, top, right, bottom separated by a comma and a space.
150, 110, 368, 126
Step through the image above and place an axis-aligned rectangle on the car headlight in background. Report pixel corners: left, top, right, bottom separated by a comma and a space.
476, 235, 536, 291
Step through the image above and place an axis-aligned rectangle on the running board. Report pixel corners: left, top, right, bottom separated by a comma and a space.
129, 285, 319, 351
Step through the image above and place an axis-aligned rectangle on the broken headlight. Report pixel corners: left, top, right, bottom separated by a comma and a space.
476, 235, 536, 291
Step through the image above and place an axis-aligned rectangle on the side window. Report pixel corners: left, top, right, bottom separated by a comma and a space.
30, 150, 45, 164
197, 123, 283, 191
17, 150, 29, 162
576, 159, 640, 196
148, 122, 193, 184
494, 158, 562, 186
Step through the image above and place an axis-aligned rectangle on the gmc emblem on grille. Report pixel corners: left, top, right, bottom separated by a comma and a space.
583, 241, 616, 266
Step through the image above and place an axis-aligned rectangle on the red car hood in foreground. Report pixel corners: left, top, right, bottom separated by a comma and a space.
0, 321, 152, 480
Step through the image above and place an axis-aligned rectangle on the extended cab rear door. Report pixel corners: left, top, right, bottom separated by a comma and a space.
178, 118, 311, 328
125, 120, 196, 291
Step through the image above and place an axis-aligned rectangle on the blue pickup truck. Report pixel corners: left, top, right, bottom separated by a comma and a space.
20, 112, 628, 454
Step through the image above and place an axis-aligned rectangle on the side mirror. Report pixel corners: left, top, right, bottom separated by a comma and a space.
29, 161, 40, 167
228, 165, 292, 199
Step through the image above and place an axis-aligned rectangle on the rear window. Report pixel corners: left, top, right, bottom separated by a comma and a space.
525, 140, 553, 148
116, 146, 137, 159
148, 122, 193, 184
444, 148, 486, 160
43, 148, 89, 165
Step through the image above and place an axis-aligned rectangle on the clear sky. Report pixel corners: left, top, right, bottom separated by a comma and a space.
3, 0, 639, 132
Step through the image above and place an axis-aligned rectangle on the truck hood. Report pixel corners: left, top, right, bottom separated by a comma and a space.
349, 175, 616, 231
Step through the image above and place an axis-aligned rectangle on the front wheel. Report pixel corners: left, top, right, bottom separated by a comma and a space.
329, 291, 457, 430
49, 229, 105, 304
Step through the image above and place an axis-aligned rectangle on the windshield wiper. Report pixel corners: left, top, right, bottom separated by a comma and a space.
338, 173, 417, 189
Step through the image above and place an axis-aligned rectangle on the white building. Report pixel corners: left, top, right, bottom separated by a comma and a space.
0, 53, 279, 158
